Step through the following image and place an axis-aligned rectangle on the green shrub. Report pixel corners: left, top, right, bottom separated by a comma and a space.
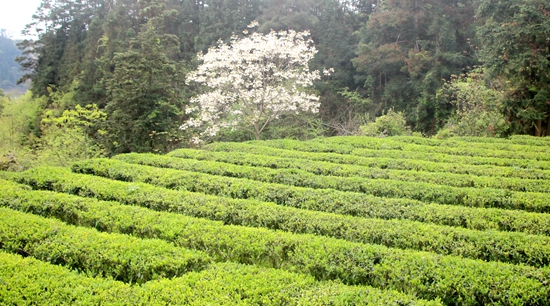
7, 166, 550, 267
0, 251, 138, 305
202, 141, 550, 179
11, 162, 546, 238
0, 251, 440, 305
34, 104, 107, 167
252, 136, 550, 161
436, 69, 510, 137
70, 159, 550, 266
0, 178, 548, 305
0, 152, 22, 171
0, 207, 211, 283
77, 158, 550, 213
166, 149, 550, 192
360, 109, 411, 137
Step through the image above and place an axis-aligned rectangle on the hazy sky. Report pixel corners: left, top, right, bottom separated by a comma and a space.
0, 0, 43, 39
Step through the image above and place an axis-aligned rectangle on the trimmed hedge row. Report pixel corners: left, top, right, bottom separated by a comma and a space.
125, 151, 550, 194
140, 261, 442, 306
0, 180, 548, 305
508, 135, 550, 146
119, 150, 550, 197
304, 137, 550, 160
326, 135, 550, 153
344, 135, 550, 152
258, 137, 550, 162
4, 168, 550, 238
202, 142, 550, 179
0, 207, 210, 284
351, 147, 550, 170
0, 251, 440, 306
0, 251, 137, 305
75, 158, 550, 213
374, 135, 550, 151
3, 170, 550, 268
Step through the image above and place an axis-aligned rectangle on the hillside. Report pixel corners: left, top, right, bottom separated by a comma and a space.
0, 35, 25, 94
16, 0, 550, 143
1, 135, 550, 305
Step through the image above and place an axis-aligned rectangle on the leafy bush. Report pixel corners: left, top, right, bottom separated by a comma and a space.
0, 92, 108, 169
0, 153, 22, 171
157, 150, 550, 192
360, 109, 411, 137
0, 89, 6, 114
436, 69, 509, 138
6, 164, 550, 267
1, 251, 439, 305
0, 207, 210, 283
0, 92, 44, 169
34, 104, 107, 167
202, 141, 550, 179
209, 112, 325, 142
1, 178, 549, 305
0, 251, 137, 305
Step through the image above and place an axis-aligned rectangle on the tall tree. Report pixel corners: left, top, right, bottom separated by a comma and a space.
103, 3, 189, 153
75, 0, 143, 109
183, 24, 321, 141
194, 0, 262, 52
476, 0, 550, 136
257, 0, 319, 33
310, 0, 369, 135
353, 0, 478, 133
16, 0, 102, 98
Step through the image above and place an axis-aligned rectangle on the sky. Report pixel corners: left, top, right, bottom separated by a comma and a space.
0, 0, 43, 39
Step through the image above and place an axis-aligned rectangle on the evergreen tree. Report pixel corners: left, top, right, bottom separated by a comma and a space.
476, 0, 550, 136
353, 0, 478, 133
194, 0, 262, 52
104, 4, 189, 153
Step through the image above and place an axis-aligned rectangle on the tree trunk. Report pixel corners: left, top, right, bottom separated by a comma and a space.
254, 122, 260, 140
535, 119, 542, 137
413, 0, 419, 31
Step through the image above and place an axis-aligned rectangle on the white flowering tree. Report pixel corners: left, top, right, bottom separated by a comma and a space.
182, 22, 326, 142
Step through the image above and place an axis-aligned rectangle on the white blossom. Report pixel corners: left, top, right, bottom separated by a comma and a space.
323, 68, 335, 76
182, 22, 323, 141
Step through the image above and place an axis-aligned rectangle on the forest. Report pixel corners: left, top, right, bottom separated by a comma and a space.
0, 0, 549, 161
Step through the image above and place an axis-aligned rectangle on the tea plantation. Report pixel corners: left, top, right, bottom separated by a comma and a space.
1, 135, 549, 305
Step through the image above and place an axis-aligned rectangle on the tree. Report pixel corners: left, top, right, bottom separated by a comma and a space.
476, 0, 550, 136
436, 68, 509, 137
360, 108, 411, 137
0, 88, 6, 115
352, 0, 478, 134
194, 0, 262, 53
183, 22, 323, 142
104, 18, 189, 154
257, 0, 320, 33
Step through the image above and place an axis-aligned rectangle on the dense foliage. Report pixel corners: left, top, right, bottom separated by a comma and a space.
476, 0, 550, 136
